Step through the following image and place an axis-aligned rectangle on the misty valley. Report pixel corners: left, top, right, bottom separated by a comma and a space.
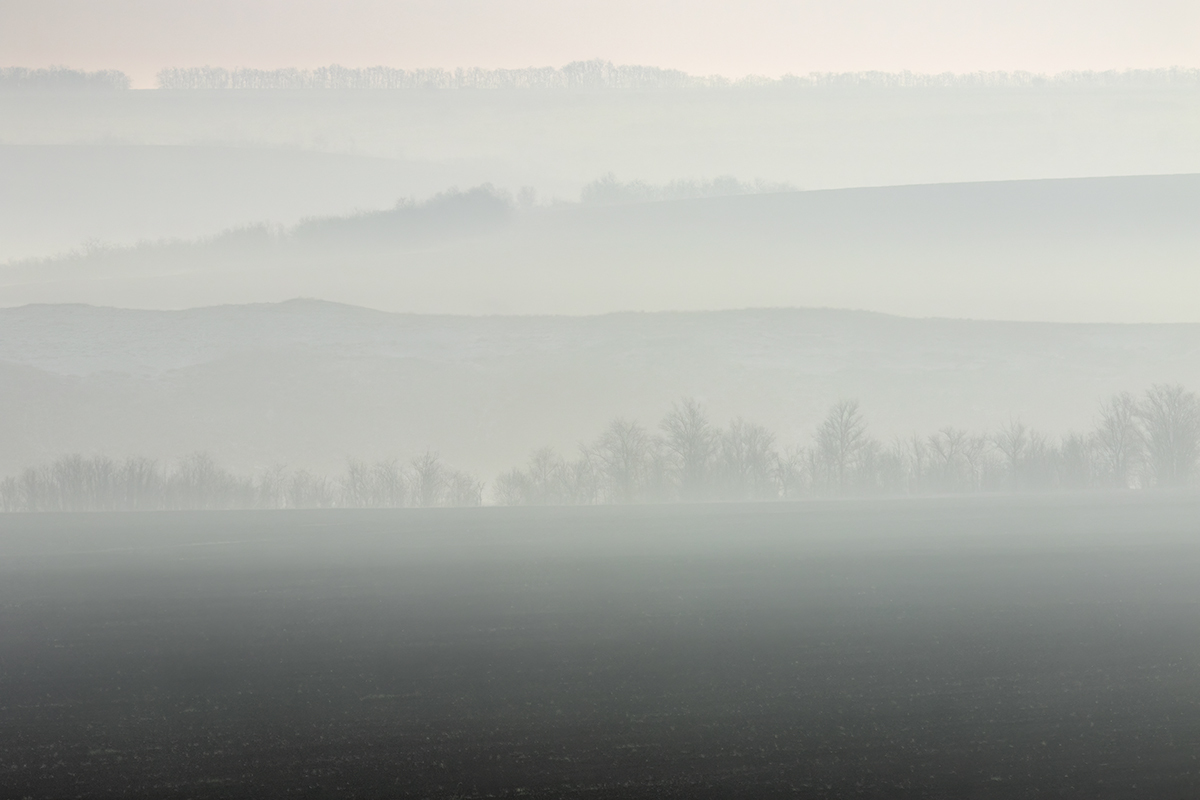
5, 43, 1200, 798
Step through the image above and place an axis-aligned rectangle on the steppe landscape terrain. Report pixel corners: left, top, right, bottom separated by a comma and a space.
6, 10, 1200, 790
4, 496, 1200, 798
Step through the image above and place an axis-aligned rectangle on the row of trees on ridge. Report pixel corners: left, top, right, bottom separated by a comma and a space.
2, 385, 1197, 512
496, 385, 1200, 504
6, 64, 1200, 93
0, 67, 131, 91
154, 64, 1200, 91
0, 453, 482, 513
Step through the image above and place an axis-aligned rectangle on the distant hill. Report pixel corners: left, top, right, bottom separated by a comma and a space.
4, 175, 1199, 322
0, 145, 495, 262
1, 301, 1198, 478
5, 78, 1200, 260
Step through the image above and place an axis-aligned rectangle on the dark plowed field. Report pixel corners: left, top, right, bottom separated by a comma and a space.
3, 496, 1200, 798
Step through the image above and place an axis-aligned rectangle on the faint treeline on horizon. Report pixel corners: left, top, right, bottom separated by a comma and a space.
2, 180, 805, 273
0, 453, 482, 513
0, 67, 131, 91
497, 385, 1199, 505
153, 63, 1200, 91
3, 385, 1197, 512
9, 64, 1200, 94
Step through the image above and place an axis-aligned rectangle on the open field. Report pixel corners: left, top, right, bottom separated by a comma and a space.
3, 495, 1200, 797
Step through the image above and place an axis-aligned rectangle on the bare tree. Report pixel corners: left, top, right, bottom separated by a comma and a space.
496, 447, 568, 505
1139, 384, 1200, 487
286, 470, 333, 508
904, 434, 929, 493
773, 445, 808, 499
445, 471, 484, 507
641, 444, 674, 503
370, 460, 407, 507
525, 447, 567, 504
1092, 392, 1143, 488
591, 418, 652, 503
1058, 432, 1093, 490
872, 439, 909, 494
47, 455, 96, 511
341, 459, 373, 507
813, 400, 870, 493
169, 453, 252, 510
1023, 430, 1055, 490
562, 452, 601, 505
960, 435, 993, 492
410, 452, 447, 507
0, 476, 17, 512
993, 422, 1057, 491
928, 428, 970, 492
495, 446, 600, 506
718, 418, 778, 500
256, 464, 288, 509
659, 398, 718, 500
17, 467, 44, 512
494, 469, 532, 505
993, 421, 1029, 491
853, 437, 887, 493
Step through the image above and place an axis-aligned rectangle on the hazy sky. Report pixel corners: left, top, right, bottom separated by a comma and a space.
3, 0, 1199, 88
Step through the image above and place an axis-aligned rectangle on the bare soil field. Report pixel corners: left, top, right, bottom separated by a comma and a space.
2, 496, 1200, 797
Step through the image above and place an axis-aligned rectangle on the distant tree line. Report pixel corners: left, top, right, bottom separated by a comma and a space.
154, 63, 1200, 91
778, 68, 1200, 89
5, 181, 800, 278
0, 67, 131, 91
3, 384, 1197, 512
293, 185, 513, 245
0, 453, 482, 513
6, 63, 1200, 93
496, 385, 1200, 505
580, 174, 796, 205
2, 187, 512, 276
156, 62, 708, 91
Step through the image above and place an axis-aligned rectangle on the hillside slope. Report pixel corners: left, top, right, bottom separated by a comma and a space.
2, 301, 1198, 477
4, 174, 1199, 322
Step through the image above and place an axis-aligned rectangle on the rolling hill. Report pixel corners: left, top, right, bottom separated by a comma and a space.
1, 300, 1198, 478
4, 174, 1199, 322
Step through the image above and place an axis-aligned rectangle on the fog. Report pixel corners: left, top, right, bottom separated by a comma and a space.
6, 5, 1200, 793
4, 66, 1200, 497
7, 1, 1199, 84
5, 67, 1200, 275
2, 300, 1200, 506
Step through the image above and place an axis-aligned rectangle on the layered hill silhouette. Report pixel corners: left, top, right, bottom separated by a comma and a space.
3, 174, 1199, 322
2, 300, 1199, 478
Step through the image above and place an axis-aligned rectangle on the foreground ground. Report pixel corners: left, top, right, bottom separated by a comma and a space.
2, 496, 1200, 797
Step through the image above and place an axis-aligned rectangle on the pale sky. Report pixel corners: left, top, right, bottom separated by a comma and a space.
2, 0, 1199, 88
